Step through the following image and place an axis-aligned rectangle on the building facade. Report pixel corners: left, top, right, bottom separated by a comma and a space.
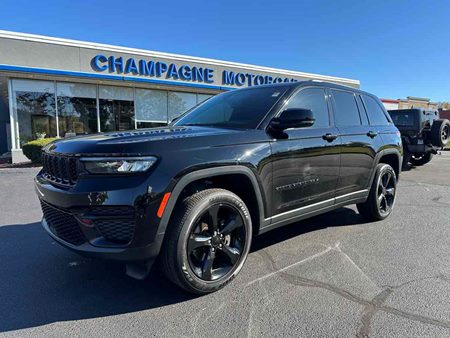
381, 96, 438, 111
0, 31, 360, 163
380, 99, 399, 111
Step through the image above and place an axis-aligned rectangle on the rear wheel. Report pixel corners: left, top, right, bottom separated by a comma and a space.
410, 152, 433, 166
357, 163, 397, 221
161, 188, 252, 294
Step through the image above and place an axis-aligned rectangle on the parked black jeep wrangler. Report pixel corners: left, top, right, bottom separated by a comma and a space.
388, 109, 450, 167
35, 81, 402, 294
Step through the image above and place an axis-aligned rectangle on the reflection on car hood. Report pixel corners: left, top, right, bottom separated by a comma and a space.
45, 126, 243, 155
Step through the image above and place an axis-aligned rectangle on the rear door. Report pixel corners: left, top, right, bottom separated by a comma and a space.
360, 93, 395, 174
361, 94, 392, 134
270, 86, 341, 217
330, 89, 378, 197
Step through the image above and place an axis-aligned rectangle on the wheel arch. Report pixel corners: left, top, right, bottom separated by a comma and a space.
156, 166, 267, 249
370, 149, 402, 187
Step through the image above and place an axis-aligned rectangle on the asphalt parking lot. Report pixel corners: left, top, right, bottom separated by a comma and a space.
1, 152, 450, 337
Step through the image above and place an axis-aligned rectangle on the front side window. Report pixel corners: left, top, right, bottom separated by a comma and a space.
174, 87, 287, 129
362, 95, 390, 126
332, 90, 361, 127
285, 87, 329, 128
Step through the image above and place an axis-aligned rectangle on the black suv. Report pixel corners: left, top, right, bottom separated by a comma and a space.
35, 81, 402, 294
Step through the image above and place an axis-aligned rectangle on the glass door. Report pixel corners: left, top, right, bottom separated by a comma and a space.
99, 85, 134, 132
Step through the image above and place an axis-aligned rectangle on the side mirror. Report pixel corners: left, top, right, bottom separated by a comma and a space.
269, 108, 315, 131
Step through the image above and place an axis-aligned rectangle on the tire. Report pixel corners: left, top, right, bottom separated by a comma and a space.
431, 119, 450, 147
357, 163, 397, 222
409, 152, 433, 166
161, 188, 252, 294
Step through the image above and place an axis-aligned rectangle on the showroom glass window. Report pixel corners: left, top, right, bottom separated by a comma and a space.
197, 94, 213, 104
99, 85, 134, 132
12, 79, 56, 146
285, 87, 330, 127
135, 88, 168, 128
57, 82, 97, 137
168, 92, 197, 121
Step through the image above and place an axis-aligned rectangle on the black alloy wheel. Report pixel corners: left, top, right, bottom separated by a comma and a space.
161, 188, 252, 294
376, 169, 396, 217
357, 163, 397, 221
441, 124, 449, 146
187, 203, 245, 281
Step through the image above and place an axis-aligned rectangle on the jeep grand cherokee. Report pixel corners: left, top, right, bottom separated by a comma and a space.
35, 81, 402, 294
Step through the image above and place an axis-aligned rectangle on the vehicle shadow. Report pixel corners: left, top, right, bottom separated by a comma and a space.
0, 222, 195, 333
251, 206, 363, 252
0, 207, 364, 333
401, 163, 414, 171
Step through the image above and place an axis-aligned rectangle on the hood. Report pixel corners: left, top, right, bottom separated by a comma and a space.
45, 126, 243, 156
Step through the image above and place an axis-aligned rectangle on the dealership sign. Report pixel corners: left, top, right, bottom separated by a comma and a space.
91, 54, 298, 87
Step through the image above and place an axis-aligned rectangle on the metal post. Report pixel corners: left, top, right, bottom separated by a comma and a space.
8, 78, 17, 149
54, 80, 59, 138
133, 87, 137, 129
96, 85, 101, 132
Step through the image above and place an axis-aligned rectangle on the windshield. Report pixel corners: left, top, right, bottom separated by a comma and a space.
172, 86, 287, 129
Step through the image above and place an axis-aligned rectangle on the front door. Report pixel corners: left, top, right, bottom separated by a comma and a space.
270, 86, 341, 217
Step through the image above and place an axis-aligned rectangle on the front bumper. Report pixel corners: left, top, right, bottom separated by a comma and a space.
35, 172, 167, 262
41, 217, 163, 261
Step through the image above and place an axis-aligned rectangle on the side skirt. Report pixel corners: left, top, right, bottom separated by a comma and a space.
258, 190, 368, 235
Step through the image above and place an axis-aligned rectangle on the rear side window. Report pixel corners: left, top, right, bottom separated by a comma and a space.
389, 112, 415, 126
285, 87, 330, 128
331, 90, 361, 126
362, 95, 390, 126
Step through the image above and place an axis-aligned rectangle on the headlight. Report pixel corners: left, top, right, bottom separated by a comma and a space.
80, 157, 157, 174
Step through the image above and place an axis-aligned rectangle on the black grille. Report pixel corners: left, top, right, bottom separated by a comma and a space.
95, 219, 135, 244
40, 200, 86, 246
41, 153, 78, 186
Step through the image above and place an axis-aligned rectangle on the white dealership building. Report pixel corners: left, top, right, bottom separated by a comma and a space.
0, 30, 359, 163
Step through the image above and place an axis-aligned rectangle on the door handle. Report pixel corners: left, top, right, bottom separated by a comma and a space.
322, 133, 338, 142
367, 131, 378, 138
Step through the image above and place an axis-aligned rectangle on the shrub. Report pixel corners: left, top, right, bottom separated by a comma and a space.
22, 138, 59, 164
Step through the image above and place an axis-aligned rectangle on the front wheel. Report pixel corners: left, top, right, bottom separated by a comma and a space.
357, 163, 397, 221
161, 188, 252, 294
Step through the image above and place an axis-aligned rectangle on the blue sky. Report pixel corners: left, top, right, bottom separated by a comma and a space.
1, 0, 449, 101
